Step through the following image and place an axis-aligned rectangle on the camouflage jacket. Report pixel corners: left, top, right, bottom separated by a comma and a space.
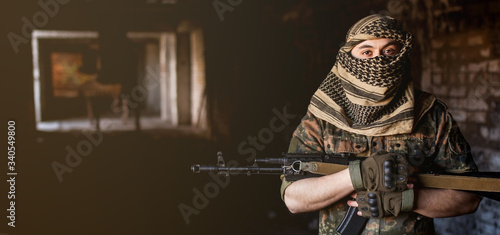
280, 100, 478, 235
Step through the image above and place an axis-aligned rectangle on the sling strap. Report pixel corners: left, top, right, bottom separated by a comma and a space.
301, 162, 500, 192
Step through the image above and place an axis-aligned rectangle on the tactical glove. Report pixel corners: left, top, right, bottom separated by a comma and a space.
349, 150, 409, 192
356, 189, 414, 218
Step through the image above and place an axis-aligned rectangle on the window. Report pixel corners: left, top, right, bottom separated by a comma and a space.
32, 29, 207, 132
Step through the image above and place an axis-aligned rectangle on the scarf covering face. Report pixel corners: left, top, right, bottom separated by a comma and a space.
308, 14, 434, 136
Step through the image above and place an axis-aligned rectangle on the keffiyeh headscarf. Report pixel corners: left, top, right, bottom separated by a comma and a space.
308, 14, 435, 136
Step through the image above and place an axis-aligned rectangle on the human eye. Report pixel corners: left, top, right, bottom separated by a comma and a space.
383, 46, 400, 56
360, 50, 373, 58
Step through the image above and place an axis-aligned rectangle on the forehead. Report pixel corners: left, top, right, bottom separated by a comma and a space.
353, 38, 399, 49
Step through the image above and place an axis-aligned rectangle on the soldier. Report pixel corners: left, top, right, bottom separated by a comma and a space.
281, 14, 482, 234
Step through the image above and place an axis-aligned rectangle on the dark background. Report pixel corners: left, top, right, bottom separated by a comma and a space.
1, 0, 500, 234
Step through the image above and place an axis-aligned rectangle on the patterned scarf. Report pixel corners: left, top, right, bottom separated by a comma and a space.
308, 14, 435, 136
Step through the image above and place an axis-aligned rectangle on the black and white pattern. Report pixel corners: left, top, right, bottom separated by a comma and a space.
308, 14, 422, 135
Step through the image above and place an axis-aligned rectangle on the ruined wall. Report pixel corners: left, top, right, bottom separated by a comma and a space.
396, 0, 500, 234
4, 1, 498, 234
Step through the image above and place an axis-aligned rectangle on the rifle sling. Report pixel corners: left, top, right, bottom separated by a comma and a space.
300, 162, 348, 175
302, 162, 500, 193
417, 174, 500, 192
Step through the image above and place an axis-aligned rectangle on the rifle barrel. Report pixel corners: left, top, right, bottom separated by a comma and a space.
191, 164, 283, 175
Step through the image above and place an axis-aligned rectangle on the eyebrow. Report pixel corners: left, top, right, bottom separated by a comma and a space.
357, 44, 374, 49
356, 41, 401, 50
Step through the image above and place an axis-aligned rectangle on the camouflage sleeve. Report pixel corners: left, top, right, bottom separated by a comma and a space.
280, 111, 326, 200
288, 111, 326, 153
432, 101, 478, 172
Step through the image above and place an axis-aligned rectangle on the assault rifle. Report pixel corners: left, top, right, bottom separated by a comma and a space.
191, 152, 500, 235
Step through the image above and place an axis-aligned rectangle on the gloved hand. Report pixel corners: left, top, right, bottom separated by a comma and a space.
349, 150, 409, 192
356, 190, 414, 218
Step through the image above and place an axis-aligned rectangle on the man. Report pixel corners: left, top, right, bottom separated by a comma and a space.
280, 14, 481, 234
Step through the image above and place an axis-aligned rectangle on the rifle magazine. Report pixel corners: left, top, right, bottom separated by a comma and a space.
336, 206, 368, 235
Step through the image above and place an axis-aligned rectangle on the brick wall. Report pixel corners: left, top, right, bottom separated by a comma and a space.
399, 0, 500, 234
